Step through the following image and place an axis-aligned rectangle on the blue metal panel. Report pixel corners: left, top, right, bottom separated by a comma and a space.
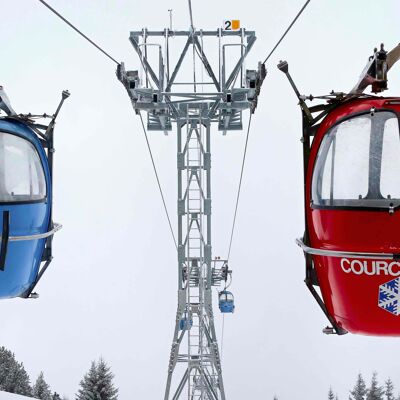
179, 317, 193, 331
0, 119, 51, 298
219, 302, 235, 313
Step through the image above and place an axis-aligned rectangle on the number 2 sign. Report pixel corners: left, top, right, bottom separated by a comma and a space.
223, 20, 240, 31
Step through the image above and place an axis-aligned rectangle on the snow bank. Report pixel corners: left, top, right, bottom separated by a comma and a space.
0, 392, 33, 399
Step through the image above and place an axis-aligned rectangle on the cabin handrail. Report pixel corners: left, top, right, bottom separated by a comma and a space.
0, 223, 62, 242
296, 237, 399, 260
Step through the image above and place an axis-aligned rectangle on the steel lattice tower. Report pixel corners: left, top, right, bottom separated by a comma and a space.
117, 23, 265, 399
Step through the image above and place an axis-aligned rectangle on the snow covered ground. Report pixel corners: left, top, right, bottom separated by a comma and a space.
0, 392, 32, 399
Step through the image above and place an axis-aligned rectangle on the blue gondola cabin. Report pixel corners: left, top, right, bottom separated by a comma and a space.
219, 291, 235, 313
0, 118, 53, 298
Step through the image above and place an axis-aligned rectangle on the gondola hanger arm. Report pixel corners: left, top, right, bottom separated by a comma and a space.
387, 43, 400, 71
349, 43, 400, 95
277, 60, 313, 122
0, 86, 16, 116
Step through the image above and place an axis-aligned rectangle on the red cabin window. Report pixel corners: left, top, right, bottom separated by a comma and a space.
312, 111, 400, 208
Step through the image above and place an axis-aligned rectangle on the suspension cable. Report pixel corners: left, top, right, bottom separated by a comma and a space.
220, 313, 225, 360
188, 0, 194, 30
225, 1, 311, 259
227, 112, 253, 260
36, 0, 177, 250
263, 0, 311, 64
37, 0, 120, 65
139, 113, 178, 250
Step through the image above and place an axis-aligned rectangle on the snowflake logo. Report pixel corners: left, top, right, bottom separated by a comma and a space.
379, 277, 400, 316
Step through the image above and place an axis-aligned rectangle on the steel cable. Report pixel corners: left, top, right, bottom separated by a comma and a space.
227, 112, 252, 260
37, 0, 120, 65
36, 0, 177, 251
139, 113, 178, 250
188, 0, 194, 30
227, 1, 311, 260
263, 0, 311, 64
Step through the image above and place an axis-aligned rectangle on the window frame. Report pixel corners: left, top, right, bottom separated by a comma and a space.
311, 109, 400, 211
0, 129, 48, 205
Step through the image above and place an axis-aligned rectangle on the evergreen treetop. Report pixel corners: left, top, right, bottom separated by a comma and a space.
367, 372, 384, 400
76, 358, 118, 400
33, 371, 52, 400
0, 347, 32, 396
350, 373, 368, 400
385, 378, 395, 400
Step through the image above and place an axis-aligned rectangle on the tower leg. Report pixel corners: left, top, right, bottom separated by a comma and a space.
164, 117, 226, 399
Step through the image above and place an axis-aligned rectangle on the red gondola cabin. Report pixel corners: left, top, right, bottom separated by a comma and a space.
307, 98, 400, 335
279, 43, 400, 336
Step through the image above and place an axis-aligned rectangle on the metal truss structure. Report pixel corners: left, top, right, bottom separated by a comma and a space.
117, 25, 265, 399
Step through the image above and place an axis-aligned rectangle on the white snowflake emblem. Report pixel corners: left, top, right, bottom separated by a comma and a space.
379, 277, 400, 316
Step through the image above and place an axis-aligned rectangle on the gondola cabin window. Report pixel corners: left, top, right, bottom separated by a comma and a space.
312, 111, 400, 208
0, 132, 46, 202
380, 117, 400, 199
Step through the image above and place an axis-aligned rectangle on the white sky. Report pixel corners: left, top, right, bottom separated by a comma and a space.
2, 0, 400, 399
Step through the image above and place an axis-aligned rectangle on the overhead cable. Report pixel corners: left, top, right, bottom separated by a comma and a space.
139, 113, 178, 251
37, 0, 177, 251
188, 0, 194, 30
37, 0, 120, 65
220, 314, 225, 360
227, 113, 253, 260
263, 0, 311, 64
226, 2, 310, 259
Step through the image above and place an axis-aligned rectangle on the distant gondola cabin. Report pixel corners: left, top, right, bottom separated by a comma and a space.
219, 290, 235, 313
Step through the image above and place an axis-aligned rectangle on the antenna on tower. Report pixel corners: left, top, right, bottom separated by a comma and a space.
168, 9, 173, 31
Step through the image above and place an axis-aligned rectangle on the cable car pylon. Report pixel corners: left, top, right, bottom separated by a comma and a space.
117, 18, 265, 399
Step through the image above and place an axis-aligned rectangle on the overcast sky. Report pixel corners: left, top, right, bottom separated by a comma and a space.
2, 0, 400, 399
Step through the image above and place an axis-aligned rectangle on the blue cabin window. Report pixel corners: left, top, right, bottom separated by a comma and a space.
219, 292, 234, 302
0, 132, 46, 202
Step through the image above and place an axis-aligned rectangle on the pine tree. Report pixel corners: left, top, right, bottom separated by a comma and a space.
33, 372, 52, 400
76, 358, 118, 400
350, 374, 368, 400
76, 361, 97, 400
0, 347, 16, 390
385, 379, 395, 400
329, 387, 335, 400
7, 362, 32, 396
367, 372, 384, 400
52, 393, 62, 400
0, 347, 32, 396
95, 358, 118, 400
